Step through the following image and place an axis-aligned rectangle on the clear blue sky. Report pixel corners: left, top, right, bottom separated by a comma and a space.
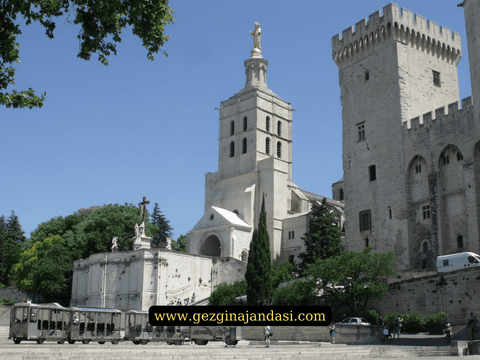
0, 1, 472, 241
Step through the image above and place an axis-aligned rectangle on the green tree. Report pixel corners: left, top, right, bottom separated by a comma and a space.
171, 234, 186, 252
11, 235, 73, 305
298, 198, 344, 274
245, 196, 273, 306
305, 247, 396, 317
208, 280, 247, 306
272, 278, 317, 306
74, 203, 148, 259
0, 211, 26, 285
1, 0, 175, 109
150, 202, 174, 248
271, 258, 296, 288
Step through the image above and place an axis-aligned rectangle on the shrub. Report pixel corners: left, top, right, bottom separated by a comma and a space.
402, 312, 424, 333
424, 312, 448, 334
0, 298, 15, 306
365, 309, 380, 325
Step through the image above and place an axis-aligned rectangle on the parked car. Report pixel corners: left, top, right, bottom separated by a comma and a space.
336, 317, 370, 326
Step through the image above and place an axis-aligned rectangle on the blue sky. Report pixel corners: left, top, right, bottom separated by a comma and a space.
0, 1, 473, 241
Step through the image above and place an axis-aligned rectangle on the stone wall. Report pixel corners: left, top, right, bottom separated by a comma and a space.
71, 249, 246, 310
242, 325, 380, 344
372, 267, 480, 325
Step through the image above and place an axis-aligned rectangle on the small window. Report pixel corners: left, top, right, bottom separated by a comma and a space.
423, 242, 428, 253
277, 142, 282, 158
266, 116, 270, 132
242, 137, 247, 154
365, 71, 369, 81
288, 231, 291, 239
422, 205, 430, 219
442, 155, 449, 165
243, 116, 247, 132
365, 237, 369, 248
369, 165, 376, 181
233, 210, 239, 215
468, 256, 478, 264
210, 214, 214, 220
230, 141, 235, 157
266, 138, 270, 155
433, 70, 441, 86
421, 260, 427, 269
359, 210, 371, 231
415, 164, 422, 173
457, 152, 463, 161
358, 124, 365, 142
443, 259, 449, 266
339, 188, 344, 201
457, 235, 464, 248
277, 121, 282, 137
288, 255, 294, 264
292, 230, 295, 239
389, 209, 392, 219
230, 121, 235, 136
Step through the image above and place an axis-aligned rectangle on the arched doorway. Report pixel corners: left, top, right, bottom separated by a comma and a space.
200, 235, 221, 257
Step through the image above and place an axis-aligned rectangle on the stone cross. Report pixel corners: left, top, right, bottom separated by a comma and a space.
138, 196, 150, 224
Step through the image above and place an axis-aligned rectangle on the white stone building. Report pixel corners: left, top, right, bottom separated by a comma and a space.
186, 39, 344, 265
331, 2, 480, 270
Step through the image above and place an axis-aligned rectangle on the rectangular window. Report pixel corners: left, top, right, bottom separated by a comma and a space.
358, 124, 365, 142
359, 210, 371, 231
389, 209, 392, 219
433, 71, 441, 86
289, 255, 294, 264
422, 205, 430, 219
369, 165, 376, 181
415, 164, 422, 173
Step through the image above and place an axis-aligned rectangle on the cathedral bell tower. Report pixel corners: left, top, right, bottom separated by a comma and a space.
187, 23, 294, 260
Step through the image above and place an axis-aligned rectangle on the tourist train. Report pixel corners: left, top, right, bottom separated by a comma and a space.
9, 301, 239, 346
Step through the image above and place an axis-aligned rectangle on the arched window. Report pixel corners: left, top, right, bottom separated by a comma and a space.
277, 121, 282, 136
266, 137, 270, 155
243, 116, 247, 132
242, 137, 247, 154
457, 235, 464, 248
266, 116, 270, 132
241, 250, 248, 262
423, 241, 428, 253
277, 141, 282, 158
339, 188, 344, 201
230, 141, 235, 157
230, 121, 235, 136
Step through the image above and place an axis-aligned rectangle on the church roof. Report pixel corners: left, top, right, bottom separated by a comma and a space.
190, 206, 251, 232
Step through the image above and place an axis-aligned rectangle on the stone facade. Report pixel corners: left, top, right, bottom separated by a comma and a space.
372, 266, 480, 326
70, 249, 246, 310
332, 3, 480, 270
187, 37, 344, 266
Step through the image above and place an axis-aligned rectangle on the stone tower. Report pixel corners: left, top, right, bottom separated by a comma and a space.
332, 4, 462, 269
463, 0, 480, 133
187, 30, 295, 260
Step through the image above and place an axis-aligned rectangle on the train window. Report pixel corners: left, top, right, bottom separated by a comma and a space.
14, 307, 28, 323
30, 308, 37, 323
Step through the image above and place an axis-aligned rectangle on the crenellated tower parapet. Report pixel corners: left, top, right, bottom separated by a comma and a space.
332, 3, 462, 67
404, 97, 472, 132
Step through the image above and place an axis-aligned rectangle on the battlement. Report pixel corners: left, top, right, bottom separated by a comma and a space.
332, 3, 462, 66
405, 97, 472, 131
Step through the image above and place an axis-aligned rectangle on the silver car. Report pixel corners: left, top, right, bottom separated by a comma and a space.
336, 317, 370, 326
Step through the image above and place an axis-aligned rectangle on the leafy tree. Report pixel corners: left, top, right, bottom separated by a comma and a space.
171, 234, 186, 252
271, 258, 296, 288
0, 211, 26, 285
1, 0, 175, 109
245, 195, 273, 306
272, 278, 317, 306
74, 203, 148, 259
305, 247, 396, 317
208, 280, 247, 306
298, 198, 344, 274
150, 202, 174, 248
10, 235, 73, 305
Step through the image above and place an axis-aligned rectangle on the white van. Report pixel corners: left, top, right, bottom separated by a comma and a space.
436, 252, 480, 272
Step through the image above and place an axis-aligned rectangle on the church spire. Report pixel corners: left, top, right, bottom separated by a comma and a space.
245, 22, 268, 89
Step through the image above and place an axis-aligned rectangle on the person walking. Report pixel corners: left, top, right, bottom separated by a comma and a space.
468, 313, 478, 340
394, 316, 403, 339
329, 322, 336, 344
264, 325, 272, 347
